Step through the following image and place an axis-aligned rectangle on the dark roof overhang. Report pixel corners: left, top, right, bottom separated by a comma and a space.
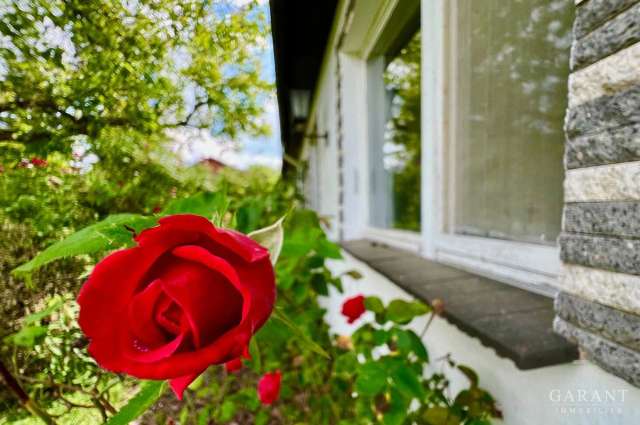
269, 0, 338, 174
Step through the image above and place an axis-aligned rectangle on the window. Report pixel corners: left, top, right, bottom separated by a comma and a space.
423, 0, 574, 292
449, 0, 571, 245
369, 30, 421, 233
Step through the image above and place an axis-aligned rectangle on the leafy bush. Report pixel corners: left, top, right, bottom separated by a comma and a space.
2, 185, 500, 425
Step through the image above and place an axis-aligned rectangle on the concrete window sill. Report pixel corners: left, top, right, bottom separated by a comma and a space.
343, 239, 579, 369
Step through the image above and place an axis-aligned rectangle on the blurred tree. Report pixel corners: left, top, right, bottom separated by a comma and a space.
0, 0, 270, 155
0, 0, 273, 233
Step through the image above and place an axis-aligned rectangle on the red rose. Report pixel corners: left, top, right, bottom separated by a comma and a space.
341, 295, 366, 324
29, 157, 48, 167
257, 370, 281, 405
77, 214, 276, 399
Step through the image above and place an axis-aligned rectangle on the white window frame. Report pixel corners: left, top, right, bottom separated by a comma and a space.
420, 0, 561, 296
360, 0, 424, 255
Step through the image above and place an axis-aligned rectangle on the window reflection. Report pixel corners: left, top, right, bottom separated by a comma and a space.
451, 0, 573, 244
379, 30, 421, 232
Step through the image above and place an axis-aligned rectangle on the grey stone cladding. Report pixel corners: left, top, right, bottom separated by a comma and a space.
555, 0, 640, 388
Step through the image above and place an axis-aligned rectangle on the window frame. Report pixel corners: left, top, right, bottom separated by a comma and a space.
362, 1, 423, 253
420, 0, 562, 296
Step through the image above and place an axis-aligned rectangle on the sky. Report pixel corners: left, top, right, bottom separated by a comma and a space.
174, 1, 283, 171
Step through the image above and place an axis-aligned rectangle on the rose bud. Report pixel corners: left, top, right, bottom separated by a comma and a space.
77, 214, 276, 399
336, 335, 354, 351
431, 298, 445, 316
341, 295, 366, 324
257, 370, 281, 405
30, 157, 48, 167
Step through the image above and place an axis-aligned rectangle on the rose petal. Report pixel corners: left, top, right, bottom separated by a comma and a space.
159, 257, 243, 347
136, 215, 269, 263
169, 371, 204, 400
124, 332, 186, 363
128, 279, 169, 347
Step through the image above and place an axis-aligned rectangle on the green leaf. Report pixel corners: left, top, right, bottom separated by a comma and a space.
161, 191, 228, 219
178, 407, 189, 425
23, 299, 64, 325
316, 238, 342, 259
310, 273, 329, 296
386, 300, 430, 324
13, 214, 155, 277
383, 388, 411, 425
364, 296, 384, 314
373, 329, 389, 346
342, 269, 363, 280
334, 352, 358, 377
249, 337, 262, 373
4, 326, 47, 347
423, 407, 461, 425
254, 410, 270, 425
355, 362, 387, 396
248, 216, 285, 265
391, 328, 428, 361
218, 400, 237, 422
407, 330, 429, 361
105, 381, 167, 425
271, 307, 330, 359
389, 364, 425, 399
457, 365, 479, 387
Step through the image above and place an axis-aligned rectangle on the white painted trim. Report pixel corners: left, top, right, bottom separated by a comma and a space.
421, 0, 446, 259
361, 226, 422, 253
361, 0, 401, 59
420, 0, 561, 295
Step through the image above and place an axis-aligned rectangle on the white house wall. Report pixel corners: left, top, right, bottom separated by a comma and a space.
322, 253, 640, 425
299, 0, 640, 422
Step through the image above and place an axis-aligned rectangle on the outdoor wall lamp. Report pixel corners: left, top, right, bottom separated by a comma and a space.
290, 89, 311, 120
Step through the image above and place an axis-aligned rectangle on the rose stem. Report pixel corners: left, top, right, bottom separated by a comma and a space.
419, 312, 436, 338
0, 358, 56, 425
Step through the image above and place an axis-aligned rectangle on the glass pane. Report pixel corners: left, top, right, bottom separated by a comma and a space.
371, 31, 421, 231
452, 0, 572, 244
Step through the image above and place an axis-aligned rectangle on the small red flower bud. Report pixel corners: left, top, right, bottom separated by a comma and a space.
30, 157, 48, 167
341, 295, 366, 324
257, 370, 281, 405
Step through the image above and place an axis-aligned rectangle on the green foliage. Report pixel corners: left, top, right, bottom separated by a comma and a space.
2, 184, 500, 425
161, 191, 230, 221
104, 382, 167, 425
271, 307, 330, 359
13, 214, 155, 278
0, 0, 270, 154
386, 299, 430, 325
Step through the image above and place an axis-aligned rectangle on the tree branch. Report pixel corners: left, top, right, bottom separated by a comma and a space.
0, 359, 56, 425
175, 99, 209, 126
